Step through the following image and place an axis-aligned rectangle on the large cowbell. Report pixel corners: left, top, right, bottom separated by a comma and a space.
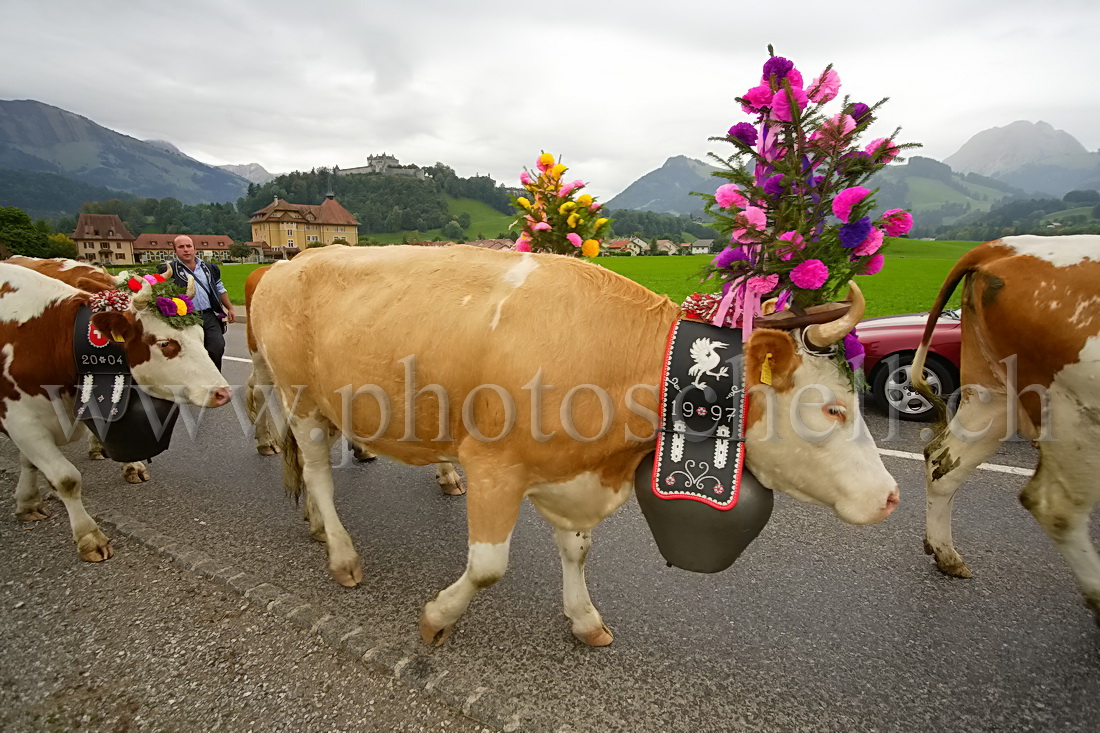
73, 306, 180, 463
634, 319, 774, 573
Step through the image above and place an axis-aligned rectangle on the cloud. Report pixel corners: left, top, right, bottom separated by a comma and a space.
2, 0, 1099, 200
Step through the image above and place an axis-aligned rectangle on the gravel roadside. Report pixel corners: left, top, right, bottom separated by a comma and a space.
0, 459, 493, 733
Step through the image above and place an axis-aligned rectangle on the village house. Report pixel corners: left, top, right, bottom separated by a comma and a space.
132, 233, 233, 264
602, 238, 648, 256
71, 214, 136, 265
249, 194, 359, 252
690, 239, 715, 255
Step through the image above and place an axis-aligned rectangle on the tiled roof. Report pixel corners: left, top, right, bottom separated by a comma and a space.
72, 214, 134, 241
249, 196, 359, 226
133, 234, 234, 251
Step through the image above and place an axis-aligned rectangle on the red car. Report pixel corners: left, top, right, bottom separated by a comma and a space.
858, 309, 962, 421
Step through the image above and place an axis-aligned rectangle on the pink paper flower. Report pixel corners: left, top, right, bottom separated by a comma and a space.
559, 179, 586, 197
519, 171, 532, 185
808, 69, 840, 103
589, 203, 602, 212
715, 183, 747, 210
741, 83, 774, 113
864, 138, 900, 164
747, 273, 779, 294
515, 239, 532, 252
832, 186, 872, 223
862, 253, 885, 275
778, 230, 805, 261
771, 86, 809, 122
532, 222, 551, 231
810, 113, 856, 153
790, 259, 829, 290
880, 209, 913, 236
853, 226, 885, 256
566, 232, 582, 247
731, 206, 767, 242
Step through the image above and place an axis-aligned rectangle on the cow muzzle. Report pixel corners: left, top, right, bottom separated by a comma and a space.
208, 386, 232, 408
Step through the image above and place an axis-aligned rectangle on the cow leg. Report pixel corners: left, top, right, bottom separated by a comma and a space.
86, 432, 106, 460
247, 356, 281, 456
924, 391, 1009, 578
121, 461, 151, 483
14, 454, 50, 521
435, 462, 466, 496
14, 434, 111, 561
1020, 449, 1100, 625
419, 461, 522, 645
291, 414, 362, 586
553, 528, 612, 646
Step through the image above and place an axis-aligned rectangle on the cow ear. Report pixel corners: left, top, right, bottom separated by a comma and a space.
744, 329, 800, 391
75, 276, 108, 293
91, 311, 135, 343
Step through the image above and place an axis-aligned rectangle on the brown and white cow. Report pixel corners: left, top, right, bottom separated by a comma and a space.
5, 256, 153, 482
251, 245, 899, 645
914, 235, 1100, 623
243, 263, 465, 495
0, 263, 231, 560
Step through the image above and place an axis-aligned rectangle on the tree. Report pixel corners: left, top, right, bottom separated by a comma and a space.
457, 212, 472, 229
0, 206, 51, 257
441, 220, 464, 240
46, 233, 78, 259
1064, 189, 1100, 204
229, 241, 254, 260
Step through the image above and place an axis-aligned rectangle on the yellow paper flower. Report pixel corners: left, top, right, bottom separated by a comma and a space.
517, 197, 532, 209
581, 239, 600, 257
550, 163, 568, 178
558, 202, 576, 214
576, 194, 593, 207
537, 152, 555, 169
567, 213, 580, 228
594, 217, 609, 230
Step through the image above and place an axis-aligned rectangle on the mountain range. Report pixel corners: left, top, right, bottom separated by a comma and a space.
0, 99, 251, 205
606, 121, 1100, 225
1, 97, 1097, 227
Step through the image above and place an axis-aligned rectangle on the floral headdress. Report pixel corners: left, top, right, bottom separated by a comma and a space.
510, 153, 612, 257
97, 268, 202, 329
699, 47, 917, 339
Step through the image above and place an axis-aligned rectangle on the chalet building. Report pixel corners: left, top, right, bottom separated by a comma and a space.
132, 234, 233, 264
72, 214, 136, 265
249, 194, 359, 250
690, 239, 715, 255
603, 238, 648, 256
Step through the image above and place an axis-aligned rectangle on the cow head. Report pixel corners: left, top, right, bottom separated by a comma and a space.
744, 283, 898, 524
90, 271, 230, 408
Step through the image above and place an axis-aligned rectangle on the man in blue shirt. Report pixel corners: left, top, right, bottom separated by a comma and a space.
158, 235, 236, 370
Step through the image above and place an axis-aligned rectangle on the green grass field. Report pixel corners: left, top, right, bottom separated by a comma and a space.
365, 196, 515, 244
211, 238, 976, 315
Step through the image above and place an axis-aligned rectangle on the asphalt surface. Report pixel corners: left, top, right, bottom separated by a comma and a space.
2, 322, 1099, 732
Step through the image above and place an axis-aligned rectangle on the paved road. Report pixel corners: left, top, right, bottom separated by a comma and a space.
3, 322, 1099, 731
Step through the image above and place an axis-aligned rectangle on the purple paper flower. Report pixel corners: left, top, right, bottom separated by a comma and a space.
155, 294, 194, 318
838, 216, 872, 248
712, 245, 749, 269
843, 331, 865, 371
728, 122, 758, 146
762, 56, 794, 83
848, 102, 871, 123
763, 174, 784, 198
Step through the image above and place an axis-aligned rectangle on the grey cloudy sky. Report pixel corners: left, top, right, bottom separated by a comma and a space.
2, 0, 1097, 200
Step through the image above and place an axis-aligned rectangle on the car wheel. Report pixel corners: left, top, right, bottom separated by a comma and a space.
871, 353, 957, 421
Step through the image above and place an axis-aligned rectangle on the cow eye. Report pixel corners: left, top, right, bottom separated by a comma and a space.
156, 339, 171, 349
823, 402, 847, 422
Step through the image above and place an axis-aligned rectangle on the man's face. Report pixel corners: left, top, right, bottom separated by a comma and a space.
174, 238, 196, 262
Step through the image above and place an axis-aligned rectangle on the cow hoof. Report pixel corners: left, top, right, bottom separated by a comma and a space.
933, 552, 972, 578
419, 612, 455, 646
329, 558, 363, 587
574, 624, 614, 647
77, 530, 113, 562
88, 451, 106, 461
309, 526, 326, 543
439, 479, 466, 496
16, 505, 50, 521
353, 447, 376, 462
257, 444, 278, 456
123, 463, 151, 483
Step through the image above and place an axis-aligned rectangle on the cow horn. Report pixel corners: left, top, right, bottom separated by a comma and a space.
804, 280, 865, 348
132, 281, 153, 310
186, 274, 196, 299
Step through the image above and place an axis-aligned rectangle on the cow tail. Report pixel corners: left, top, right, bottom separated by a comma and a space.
282, 427, 304, 503
911, 242, 1005, 427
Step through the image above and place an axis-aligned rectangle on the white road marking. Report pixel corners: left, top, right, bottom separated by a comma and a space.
878, 448, 1034, 476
